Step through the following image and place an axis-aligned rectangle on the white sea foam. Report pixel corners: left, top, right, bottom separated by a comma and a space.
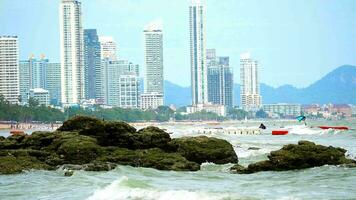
284, 125, 327, 135
87, 176, 229, 200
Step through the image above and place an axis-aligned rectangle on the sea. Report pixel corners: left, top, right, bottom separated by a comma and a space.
0, 120, 355, 200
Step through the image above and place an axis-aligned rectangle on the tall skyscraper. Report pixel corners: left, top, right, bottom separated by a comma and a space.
208, 56, 233, 107
99, 36, 117, 61
46, 62, 61, 105
19, 57, 61, 105
101, 59, 140, 107
190, 0, 207, 105
144, 20, 164, 95
0, 36, 19, 104
59, 0, 84, 106
240, 52, 262, 111
84, 29, 101, 100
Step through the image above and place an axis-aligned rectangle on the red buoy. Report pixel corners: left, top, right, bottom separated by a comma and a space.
318, 126, 349, 130
272, 130, 289, 135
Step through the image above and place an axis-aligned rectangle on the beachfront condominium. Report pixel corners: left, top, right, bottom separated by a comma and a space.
99, 36, 117, 61
59, 0, 85, 106
84, 29, 101, 100
240, 52, 262, 111
208, 56, 233, 108
0, 36, 19, 104
144, 20, 164, 95
101, 59, 140, 107
19, 56, 61, 105
190, 0, 208, 105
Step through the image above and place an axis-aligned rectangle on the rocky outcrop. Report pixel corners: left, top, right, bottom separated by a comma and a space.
171, 136, 238, 164
231, 140, 356, 174
0, 116, 237, 174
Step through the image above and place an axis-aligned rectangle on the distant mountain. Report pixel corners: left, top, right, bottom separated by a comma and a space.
164, 81, 191, 107
163, 65, 356, 106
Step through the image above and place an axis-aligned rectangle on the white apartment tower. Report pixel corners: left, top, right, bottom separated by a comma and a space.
99, 36, 117, 61
190, 0, 208, 105
144, 20, 164, 95
240, 52, 262, 111
0, 36, 19, 104
59, 0, 84, 106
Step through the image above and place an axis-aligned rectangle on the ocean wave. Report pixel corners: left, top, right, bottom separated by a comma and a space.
87, 176, 233, 200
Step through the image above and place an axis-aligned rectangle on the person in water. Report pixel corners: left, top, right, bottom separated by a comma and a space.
259, 123, 266, 129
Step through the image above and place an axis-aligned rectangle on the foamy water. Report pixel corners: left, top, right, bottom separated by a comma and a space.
0, 120, 355, 200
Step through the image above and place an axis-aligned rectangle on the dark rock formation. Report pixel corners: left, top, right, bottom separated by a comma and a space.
231, 140, 356, 174
0, 116, 237, 174
171, 136, 238, 164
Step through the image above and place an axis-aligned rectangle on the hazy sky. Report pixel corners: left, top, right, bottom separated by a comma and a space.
0, 0, 355, 87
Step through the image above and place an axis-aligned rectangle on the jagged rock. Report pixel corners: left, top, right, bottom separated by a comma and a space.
231, 140, 356, 174
171, 136, 238, 164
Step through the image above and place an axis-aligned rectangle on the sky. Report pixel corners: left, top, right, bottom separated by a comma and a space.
0, 0, 355, 88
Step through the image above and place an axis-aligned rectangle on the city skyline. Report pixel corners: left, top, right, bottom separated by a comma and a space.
0, 0, 355, 88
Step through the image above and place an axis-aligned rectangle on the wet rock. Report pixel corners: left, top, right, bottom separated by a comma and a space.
171, 136, 238, 164
248, 147, 260, 150
132, 126, 172, 150
97, 147, 200, 171
64, 170, 74, 177
0, 150, 52, 174
231, 140, 356, 174
61, 162, 117, 171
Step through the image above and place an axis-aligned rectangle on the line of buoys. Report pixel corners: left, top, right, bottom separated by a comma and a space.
272, 130, 289, 135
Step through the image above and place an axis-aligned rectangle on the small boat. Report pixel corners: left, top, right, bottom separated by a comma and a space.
10, 130, 25, 136
272, 130, 289, 135
318, 126, 349, 130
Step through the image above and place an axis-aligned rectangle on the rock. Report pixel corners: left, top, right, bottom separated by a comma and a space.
55, 134, 101, 164
231, 140, 356, 174
61, 162, 117, 171
248, 147, 260, 150
102, 121, 136, 147
64, 170, 74, 177
97, 147, 200, 171
230, 164, 246, 173
58, 116, 137, 147
0, 150, 52, 174
132, 126, 172, 150
171, 136, 238, 164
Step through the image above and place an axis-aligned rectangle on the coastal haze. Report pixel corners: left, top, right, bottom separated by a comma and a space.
0, 0, 356, 200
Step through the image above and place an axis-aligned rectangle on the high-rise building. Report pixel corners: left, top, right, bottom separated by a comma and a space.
101, 59, 140, 107
46, 62, 61, 105
119, 74, 140, 109
99, 36, 117, 61
84, 29, 101, 100
190, 0, 207, 105
144, 20, 164, 95
0, 36, 19, 104
208, 56, 233, 107
19, 57, 61, 105
59, 0, 84, 106
240, 52, 262, 111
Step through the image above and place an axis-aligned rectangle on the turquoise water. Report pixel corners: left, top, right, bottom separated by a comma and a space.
1, 120, 355, 200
